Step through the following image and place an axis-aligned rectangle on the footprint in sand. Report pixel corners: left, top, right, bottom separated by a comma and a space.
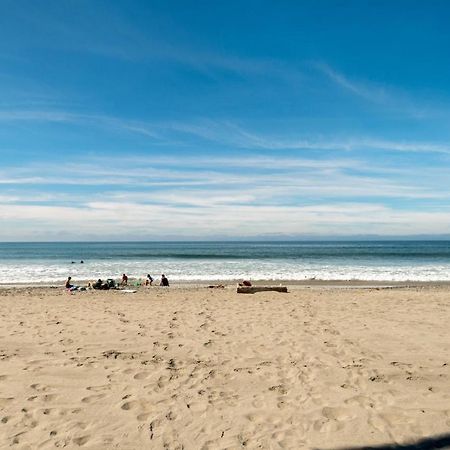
81, 393, 106, 404
137, 412, 151, 421
321, 406, 354, 421
19, 414, 38, 429
86, 384, 111, 392
245, 412, 266, 423
133, 371, 150, 380
54, 438, 71, 447
313, 418, 343, 433
252, 398, 265, 408
30, 383, 50, 392
121, 400, 139, 411
72, 435, 90, 446
344, 395, 375, 408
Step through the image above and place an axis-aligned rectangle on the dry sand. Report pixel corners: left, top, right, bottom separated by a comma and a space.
0, 285, 449, 449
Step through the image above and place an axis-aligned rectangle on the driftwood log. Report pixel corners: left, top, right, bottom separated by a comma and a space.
237, 286, 288, 294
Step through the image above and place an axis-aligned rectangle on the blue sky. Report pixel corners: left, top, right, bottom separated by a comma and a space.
1, 0, 450, 240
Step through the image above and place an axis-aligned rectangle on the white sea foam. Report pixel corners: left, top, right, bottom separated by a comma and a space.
1, 259, 450, 283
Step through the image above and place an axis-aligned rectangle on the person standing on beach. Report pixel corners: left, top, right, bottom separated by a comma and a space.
145, 274, 154, 286
121, 273, 128, 286
160, 274, 169, 287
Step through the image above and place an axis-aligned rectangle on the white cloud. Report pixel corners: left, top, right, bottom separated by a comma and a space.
1, 201, 450, 241
1, 155, 449, 204
314, 62, 389, 104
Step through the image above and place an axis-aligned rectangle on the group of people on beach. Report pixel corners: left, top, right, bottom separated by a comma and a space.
65, 273, 170, 291
119, 273, 169, 287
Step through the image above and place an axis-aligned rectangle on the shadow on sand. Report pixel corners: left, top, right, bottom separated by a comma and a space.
323, 433, 450, 450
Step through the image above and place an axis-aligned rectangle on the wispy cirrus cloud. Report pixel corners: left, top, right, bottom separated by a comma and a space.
1, 154, 449, 203
3, 1, 300, 84
313, 62, 435, 119
314, 62, 389, 104
1, 108, 450, 155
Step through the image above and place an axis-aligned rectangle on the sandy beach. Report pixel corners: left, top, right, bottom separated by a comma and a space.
0, 285, 449, 449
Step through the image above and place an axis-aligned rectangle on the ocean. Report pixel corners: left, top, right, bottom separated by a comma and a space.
1, 241, 450, 284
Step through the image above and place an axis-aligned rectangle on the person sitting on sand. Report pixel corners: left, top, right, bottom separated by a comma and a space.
65, 276, 79, 291
160, 274, 169, 287
121, 273, 128, 286
145, 274, 154, 286
65, 276, 73, 289
93, 279, 109, 290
